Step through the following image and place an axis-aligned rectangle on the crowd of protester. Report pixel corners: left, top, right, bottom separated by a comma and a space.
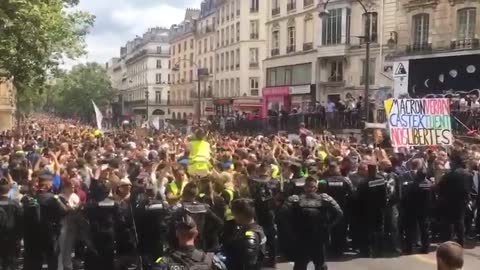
0, 114, 478, 270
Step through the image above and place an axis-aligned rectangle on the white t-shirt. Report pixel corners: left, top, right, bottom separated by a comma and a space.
60, 193, 80, 209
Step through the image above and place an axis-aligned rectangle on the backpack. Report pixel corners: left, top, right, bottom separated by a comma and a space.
0, 200, 17, 235
170, 250, 214, 270
249, 178, 273, 203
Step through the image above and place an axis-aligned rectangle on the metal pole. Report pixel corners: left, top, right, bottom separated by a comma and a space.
197, 69, 201, 126
364, 13, 370, 123
146, 90, 149, 122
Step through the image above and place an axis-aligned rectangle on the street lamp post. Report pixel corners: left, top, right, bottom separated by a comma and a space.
145, 89, 150, 122
320, 0, 371, 125
172, 58, 208, 126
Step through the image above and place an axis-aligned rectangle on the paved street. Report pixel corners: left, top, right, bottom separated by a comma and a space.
268, 245, 480, 270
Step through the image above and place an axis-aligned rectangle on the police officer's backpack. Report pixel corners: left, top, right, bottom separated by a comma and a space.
0, 200, 16, 235
249, 178, 273, 203
170, 250, 215, 270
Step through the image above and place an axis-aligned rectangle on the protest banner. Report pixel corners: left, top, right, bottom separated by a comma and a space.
384, 98, 452, 147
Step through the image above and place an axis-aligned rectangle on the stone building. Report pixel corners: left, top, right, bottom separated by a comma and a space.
387, 0, 480, 98
0, 77, 16, 131
169, 9, 200, 120
107, 27, 171, 126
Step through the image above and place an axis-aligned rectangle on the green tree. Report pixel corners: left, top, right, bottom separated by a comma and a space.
50, 63, 113, 122
0, 0, 95, 112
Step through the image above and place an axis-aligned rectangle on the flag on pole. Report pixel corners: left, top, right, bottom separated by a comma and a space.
92, 100, 103, 130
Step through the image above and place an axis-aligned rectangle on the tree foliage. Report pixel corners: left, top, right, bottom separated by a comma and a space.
0, 0, 95, 112
49, 63, 113, 121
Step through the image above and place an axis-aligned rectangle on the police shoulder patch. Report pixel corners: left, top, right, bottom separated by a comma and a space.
245, 230, 255, 237
288, 195, 299, 203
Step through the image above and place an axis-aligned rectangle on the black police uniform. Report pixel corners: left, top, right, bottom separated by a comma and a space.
135, 192, 171, 269
115, 198, 137, 270
248, 176, 277, 265
403, 172, 433, 253
23, 190, 68, 270
398, 170, 416, 244
382, 171, 401, 254
357, 174, 388, 257
84, 196, 119, 270
325, 175, 353, 254
223, 223, 266, 270
437, 167, 472, 246
287, 193, 343, 270
0, 194, 23, 270
153, 246, 226, 270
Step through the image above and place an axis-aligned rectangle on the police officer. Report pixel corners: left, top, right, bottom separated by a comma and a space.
153, 214, 226, 270
84, 180, 118, 270
403, 166, 433, 254
324, 163, 353, 255
357, 162, 388, 257
437, 150, 472, 246
135, 184, 171, 269
223, 199, 266, 270
378, 159, 401, 255
114, 177, 137, 270
0, 178, 23, 270
248, 162, 277, 267
285, 177, 343, 270
175, 182, 223, 252
24, 173, 68, 270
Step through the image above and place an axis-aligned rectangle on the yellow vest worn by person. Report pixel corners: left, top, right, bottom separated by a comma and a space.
168, 181, 188, 198
188, 140, 211, 175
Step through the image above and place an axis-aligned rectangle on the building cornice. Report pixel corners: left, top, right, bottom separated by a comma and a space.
402, 0, 439, 12
266, 6, 318, 25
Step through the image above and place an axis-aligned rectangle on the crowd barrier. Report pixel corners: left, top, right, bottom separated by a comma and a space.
213, 110, 480, 135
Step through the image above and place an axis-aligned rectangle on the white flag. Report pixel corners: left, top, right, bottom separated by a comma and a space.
92, 100, 103, 130
150, 116, 160, 130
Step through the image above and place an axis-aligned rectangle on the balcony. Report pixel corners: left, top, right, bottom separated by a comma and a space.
287, 45, 296, 53
406, 42, 432, 53
250, 7, 259, 13
272, 7, 280, 16
287, 2, 296, 12
169, 100, 194, 106
271, 48, 280, 56
249, 62, 259, 68
250, 33, 259, 40
303, 0, 314, 7
303, 42, 313, 51
451, 39, 480, 50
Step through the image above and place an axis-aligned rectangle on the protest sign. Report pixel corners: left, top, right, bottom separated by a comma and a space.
384, 98, 452, 147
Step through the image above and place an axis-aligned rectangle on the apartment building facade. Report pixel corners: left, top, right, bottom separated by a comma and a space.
169, 9, 200, 120
387, 0, 479, 98
108, 27, 171, 126
263, 0, 320, 116
262, 0, 395, 115
211, 0, 268, 116
196, 0, 216, 119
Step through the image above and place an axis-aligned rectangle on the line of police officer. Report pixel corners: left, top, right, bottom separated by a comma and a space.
0, 150, 477, 270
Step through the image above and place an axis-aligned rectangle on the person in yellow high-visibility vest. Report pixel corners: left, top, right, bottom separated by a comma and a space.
188, 128, 211, 177
165, 168, 188, 205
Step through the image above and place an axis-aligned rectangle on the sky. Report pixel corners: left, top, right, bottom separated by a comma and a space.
65, 0, 202, 68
